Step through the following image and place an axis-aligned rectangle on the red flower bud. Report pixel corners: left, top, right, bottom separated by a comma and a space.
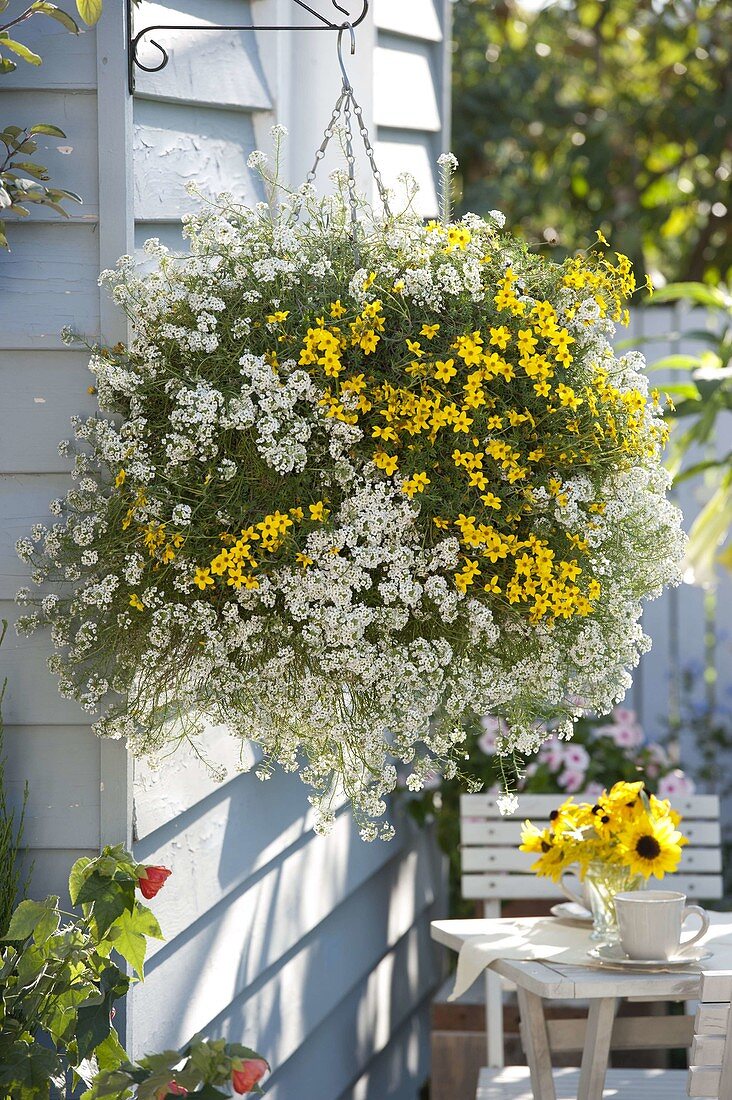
137, 864, 171, 899
231, 1058, 268, 1093
154, 1085, 187, 1100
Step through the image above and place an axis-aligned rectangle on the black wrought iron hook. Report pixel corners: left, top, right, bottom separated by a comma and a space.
126, 0, 369, 93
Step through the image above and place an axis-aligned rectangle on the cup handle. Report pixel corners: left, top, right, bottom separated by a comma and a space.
680, 905, 710, 952
560, 870, 585, 908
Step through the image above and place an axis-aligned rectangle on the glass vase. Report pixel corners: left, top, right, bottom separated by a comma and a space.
584, 860, 645, 942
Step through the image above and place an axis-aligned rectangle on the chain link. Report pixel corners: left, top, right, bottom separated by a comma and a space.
295, 76, 393, 259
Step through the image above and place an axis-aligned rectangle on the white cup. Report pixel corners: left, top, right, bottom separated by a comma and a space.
614, 890, 710, 961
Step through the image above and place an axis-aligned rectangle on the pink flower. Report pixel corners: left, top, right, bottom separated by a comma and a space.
612, 722, 643, 748
539, 736, 565, 771
232, 1059, 268, 1094
559, 768, 586, 793
563, 744, 590, 772
658, 770, 695, 800
422, 770, 441, 791
478, 716, 500, 755
584, 781, 604, 800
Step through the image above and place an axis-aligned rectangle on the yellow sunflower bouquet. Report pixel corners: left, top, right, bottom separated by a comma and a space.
520, 780, 687, 881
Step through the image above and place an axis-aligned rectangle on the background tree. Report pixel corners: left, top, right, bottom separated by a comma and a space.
452, 0, 732, 283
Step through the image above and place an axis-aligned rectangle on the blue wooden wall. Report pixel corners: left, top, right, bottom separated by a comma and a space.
0, 3, 450, 1098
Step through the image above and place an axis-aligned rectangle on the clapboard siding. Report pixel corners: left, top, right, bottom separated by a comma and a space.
0, 224, 100, 343
3, 725, 101, 849
2, 6, 449, 1097
134, 99, 263, 220
133, 0, 272, 110
1, 90, 99, 221
1, 19, 97, 89
373, 0, 449, 218
0, 352, 96, 473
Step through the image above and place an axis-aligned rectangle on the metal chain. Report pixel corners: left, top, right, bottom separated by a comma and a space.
295, 75, 393, 259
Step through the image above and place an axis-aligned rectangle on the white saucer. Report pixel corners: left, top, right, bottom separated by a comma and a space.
589, 943, 712, 969
551, 902, 593, 925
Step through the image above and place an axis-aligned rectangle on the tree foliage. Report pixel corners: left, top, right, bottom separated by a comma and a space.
452, 0, 732, 283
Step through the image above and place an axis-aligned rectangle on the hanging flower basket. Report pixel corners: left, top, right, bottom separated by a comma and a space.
16, 135, 684, 839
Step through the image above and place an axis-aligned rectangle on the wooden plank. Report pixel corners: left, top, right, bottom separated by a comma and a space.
17, 848, 99, 903
702, 973, 732, 1001
0, 352, 96, 474
461, 846, 722, 874
460, 793, 721, 820
374, 0, 443, 42
131, 834, 438, 1058
0, 18, 97, 89
0, 601, 88, 726
546, 1014, 694, 1053
373, 134, 438, 217
132, 0, 272, 111
688, 1065, 722, 1096
0, 474, 71, 599
3, 725, 101, 849
696, 1002, 731, 1036
260, 919, 437, 1100
691, 1034, 725, 1066
135, 802, 404, 972
461, 817, 721, 850
133, 99, 262, 221
461, 871, 723, 901
516, 987, 556, 1100
347, 1007, 431, 1100
0, 224, 100, 346
373, 44, 440, 132
1, 90, 99, 221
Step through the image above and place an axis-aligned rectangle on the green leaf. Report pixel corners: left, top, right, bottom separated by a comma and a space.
661, 382, 701, 401
76, 0, 103, 25
651, 283, 731, 310
1, 38, 42, 65
31, 2, 81, 33
106, 904, 162, 978
75, 967, 128, 1060
69, 855, 93, 904
0, 1042, 60, 1096
2, 898, 58, 942
29, 124, 67, 138
76, 872, 134, 937
93, 1026, 129, 1072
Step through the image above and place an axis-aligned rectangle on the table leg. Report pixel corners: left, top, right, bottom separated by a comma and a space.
577, 997, 618, 1100
516, 986, 556, 1100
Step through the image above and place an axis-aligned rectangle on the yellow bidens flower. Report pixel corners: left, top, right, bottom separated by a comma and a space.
309, 501, 329, 522
194, 567, 214, 590
401, 471, 431, 497
115, 469, 126, 488
446, 226, 471, 251
129, 593, 144, 611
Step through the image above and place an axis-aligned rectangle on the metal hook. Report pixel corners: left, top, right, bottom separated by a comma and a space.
132, 35, 169, 74
337, 22, 356, 91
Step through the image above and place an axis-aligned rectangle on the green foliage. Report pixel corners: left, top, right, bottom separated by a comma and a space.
0, 621, 31, 937
646, 282, 732, 583
0, 1, 99, 247
0, 122, 82, 245
452, 0, 732, 283
0, 845, 162, 1099
88, 1039, 269, 1099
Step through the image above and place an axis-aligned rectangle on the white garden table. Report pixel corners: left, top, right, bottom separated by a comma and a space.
431, 917, 708, 1100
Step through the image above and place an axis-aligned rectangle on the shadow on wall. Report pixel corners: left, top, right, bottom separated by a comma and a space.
131, 740, 444, 1100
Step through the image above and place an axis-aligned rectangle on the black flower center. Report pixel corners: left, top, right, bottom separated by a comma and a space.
636, 835, 661, 860
541, 840, 552, 853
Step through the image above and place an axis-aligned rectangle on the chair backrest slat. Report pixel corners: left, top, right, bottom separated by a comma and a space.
460, 792, 723, 903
